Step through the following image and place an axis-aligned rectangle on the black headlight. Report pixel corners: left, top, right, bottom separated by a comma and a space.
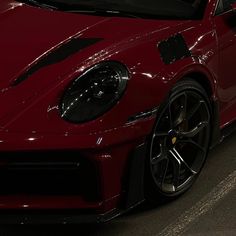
60, 61, 129, 123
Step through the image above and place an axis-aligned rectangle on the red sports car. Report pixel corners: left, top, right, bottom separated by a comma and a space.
0, 0, 235, 223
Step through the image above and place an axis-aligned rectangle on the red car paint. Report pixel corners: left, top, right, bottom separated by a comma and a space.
0, 0, 235, 217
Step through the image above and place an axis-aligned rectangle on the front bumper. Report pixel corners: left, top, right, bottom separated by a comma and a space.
0, 118, 154, 222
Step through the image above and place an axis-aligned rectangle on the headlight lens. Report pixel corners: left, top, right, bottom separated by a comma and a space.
60, 61, 129, 123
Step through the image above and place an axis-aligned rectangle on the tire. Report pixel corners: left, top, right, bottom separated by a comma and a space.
145, 79, 211, 204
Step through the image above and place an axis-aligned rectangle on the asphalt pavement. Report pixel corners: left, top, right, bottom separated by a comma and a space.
0, 132, 236, 236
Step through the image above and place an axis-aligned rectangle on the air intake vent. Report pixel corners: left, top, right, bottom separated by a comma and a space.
158, 34, 191, 65
0, 151, 100, 201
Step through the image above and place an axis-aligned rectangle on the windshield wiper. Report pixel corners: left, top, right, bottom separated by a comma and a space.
19, 0, 141, 18
20, 0, 59, 10
65, 9, 141, 18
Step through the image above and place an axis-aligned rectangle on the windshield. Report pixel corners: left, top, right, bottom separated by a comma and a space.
20, 0, 208, 19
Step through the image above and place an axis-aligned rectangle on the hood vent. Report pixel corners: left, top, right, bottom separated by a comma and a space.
12, 38, 102, 86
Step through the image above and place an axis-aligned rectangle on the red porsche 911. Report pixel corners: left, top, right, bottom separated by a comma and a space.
0, 0, 235, 223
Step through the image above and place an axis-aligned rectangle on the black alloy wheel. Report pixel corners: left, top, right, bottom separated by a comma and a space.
145, 79, 211, 202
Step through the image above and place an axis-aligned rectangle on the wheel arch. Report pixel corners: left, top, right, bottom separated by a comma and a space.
180, 72, 214, 99
124, 68, 221, 208
178, 71, 221, 148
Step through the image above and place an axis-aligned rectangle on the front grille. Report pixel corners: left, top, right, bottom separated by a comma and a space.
0, 151, 99, 201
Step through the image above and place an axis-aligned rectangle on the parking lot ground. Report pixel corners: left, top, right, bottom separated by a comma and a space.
183, 188, 236, 236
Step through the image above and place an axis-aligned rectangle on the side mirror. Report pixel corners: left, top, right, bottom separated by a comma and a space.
231, 2, 236, 11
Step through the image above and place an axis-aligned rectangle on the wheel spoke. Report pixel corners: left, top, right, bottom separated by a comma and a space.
151, 154, 167, 165
160, 158, 170, 190
172, 148, 197, 175
177, 121, 208, 138
186, 100, 204, 121
173, 92, 187, 127
178, 138, 206, 153
173, 111, 184, 128
151, 141, 167, 165
168, 149, 182, 187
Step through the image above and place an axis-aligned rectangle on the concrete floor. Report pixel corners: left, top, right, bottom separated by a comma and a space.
1, 132, 236, 235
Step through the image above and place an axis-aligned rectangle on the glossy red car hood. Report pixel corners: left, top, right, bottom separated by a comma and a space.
0, 0, 185, 87
0, 0, 108, 87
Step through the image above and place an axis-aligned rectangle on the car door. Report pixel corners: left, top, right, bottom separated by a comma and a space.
214, 0, 236, 124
